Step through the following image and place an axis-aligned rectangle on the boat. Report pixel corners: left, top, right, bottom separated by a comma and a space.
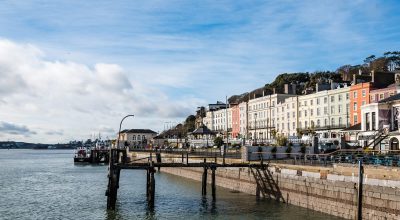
74, 147, 91, 162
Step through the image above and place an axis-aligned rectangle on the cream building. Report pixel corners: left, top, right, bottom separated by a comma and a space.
298, 84, 350, 138
247, 91, 297, 142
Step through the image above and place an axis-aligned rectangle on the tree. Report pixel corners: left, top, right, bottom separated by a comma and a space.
214, 136, 224, 148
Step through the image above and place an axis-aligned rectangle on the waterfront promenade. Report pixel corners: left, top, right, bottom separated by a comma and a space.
128, 150, 400, 220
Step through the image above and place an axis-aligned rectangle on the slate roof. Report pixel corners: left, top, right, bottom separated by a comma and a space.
378, 92, 400, 103
120, 129, 157, 134
341, 123, 361, 131
191, 125, 215, 135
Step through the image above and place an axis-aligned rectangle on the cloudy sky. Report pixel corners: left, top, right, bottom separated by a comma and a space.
0, 1, 399, 143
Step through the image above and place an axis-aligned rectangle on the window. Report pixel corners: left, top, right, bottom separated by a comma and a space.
379, 94, 384, 100
292, 112, 295, 117
331, 106, 335, 114
353, 91, 357, 98
331, 118, 335, 126
324, 107, 328, 115
331, 96, 335, 102
292, 103, 295, 108
317, 119, 320, 126
354, 115, 358, 124
324, 118, 328, 126
304, 101, 307, 106
346, 93, 349, 100
304, 110, 307, 117
324, 97, 328, 104
299, 121, 302, 128
287, 112, 290, 118
316, 98, 320, 105
353, 102, 357, 111
339, 117, 342, 125
338, 105, 342, 113
310, 109, 313, 116
305, 121, 308, 128
299, 111, 301, 117
133, 135, 136, 140
362, 89, 366, 97
138, 135, 141, 140
292, 122, 295, 129
317, 108, 320, 116
310, 100, 313, 105
338, 94, 342, 101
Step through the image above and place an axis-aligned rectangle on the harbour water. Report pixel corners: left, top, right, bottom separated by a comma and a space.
0, 150, 342, 219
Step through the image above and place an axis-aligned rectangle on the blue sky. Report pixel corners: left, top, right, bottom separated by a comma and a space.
0, 0, 399, 143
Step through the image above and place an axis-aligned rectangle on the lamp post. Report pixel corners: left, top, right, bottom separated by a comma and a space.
116, 114, 135, 150
254, 113, 258, 145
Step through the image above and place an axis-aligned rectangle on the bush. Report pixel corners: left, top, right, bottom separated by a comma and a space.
285, 146, 292, 158
271, 146, 277, 159
276, 134, 287, 146
300, 145, 306, 154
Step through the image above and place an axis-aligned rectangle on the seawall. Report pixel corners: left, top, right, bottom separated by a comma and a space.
133, 153, 400, 219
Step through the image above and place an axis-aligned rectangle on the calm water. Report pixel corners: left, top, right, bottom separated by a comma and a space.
0, 150, 342, 220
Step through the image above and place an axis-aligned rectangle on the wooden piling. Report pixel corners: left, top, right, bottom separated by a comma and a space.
147, 161, 156, 208
211, 166, 216, 200
201, 159, 208, 196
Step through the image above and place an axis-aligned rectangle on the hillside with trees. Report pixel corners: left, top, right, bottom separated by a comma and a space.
228, 51, 400, 103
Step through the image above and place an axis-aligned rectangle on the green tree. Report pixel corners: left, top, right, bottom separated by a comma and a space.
214, 136, 224, 148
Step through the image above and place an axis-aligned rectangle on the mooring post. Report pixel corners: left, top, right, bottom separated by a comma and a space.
357, 160, 364, 220
148, 161, 156, 208
211, 165, 216, 200
146, 168, 150, 198
106, 149, 119, 210
201, 158, 208, 196
186, 152, 189, 164
156, 151, 161, 172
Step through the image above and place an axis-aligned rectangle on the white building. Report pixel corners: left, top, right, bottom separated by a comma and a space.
117, 129, 158, 147
298, 83, 350, 138
247, 90, 297, 142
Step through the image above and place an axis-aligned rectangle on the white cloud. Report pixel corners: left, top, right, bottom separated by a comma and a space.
0, 39, 202, 143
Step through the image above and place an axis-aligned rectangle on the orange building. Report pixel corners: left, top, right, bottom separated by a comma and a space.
349, 82, 372, 125
231, 104, 240, 138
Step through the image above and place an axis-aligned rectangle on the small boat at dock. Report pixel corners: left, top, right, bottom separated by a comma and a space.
74, 147, 91, 162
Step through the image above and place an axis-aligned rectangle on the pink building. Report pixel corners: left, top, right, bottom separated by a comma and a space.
231, 104, 240, 138
370, 84, 398, 103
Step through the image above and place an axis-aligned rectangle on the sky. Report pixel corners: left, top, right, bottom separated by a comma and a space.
0, 0, 400, 143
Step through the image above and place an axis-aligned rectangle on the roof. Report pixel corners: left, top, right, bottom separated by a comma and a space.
120, 129, 157, 134
341, 123, 361, 131
378, 92, 400, 103
191, 125, 215, 135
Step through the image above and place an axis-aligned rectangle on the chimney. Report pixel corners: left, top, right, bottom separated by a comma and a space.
284, 84, 289, 94
359, 69, 362, 75
353, 74, 357, 85
291, 84, 296, 94
262, 90, 265, 96
371, 70, 375, 83
272, 88, 276, 94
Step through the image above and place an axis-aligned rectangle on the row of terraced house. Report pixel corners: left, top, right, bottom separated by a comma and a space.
199, 70, 400, 151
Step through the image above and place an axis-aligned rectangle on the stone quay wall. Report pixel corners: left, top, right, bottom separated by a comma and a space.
133, 153, 400, 219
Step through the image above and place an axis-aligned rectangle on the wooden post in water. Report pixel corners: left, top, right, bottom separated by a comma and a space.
357, 160, 364, 220
201, 158, 208, 196
106, 149, 119, 210
211, 165, 216, 200
147, 161, 156, 208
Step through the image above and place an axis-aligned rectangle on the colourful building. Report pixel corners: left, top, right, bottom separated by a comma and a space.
231, 104, 240, 138
349, 82, 372, 125
370, 84, 398, 103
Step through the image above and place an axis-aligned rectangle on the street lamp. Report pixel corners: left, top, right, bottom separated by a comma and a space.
254, 113, 258, 145
116, 114, 135, 149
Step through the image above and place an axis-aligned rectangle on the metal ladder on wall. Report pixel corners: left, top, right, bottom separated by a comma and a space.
249, 165, 285, 202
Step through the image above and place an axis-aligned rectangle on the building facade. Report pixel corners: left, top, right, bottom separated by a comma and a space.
298, 84, 350, 138
350, 82, 372, 125
118, 129, 158, 147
